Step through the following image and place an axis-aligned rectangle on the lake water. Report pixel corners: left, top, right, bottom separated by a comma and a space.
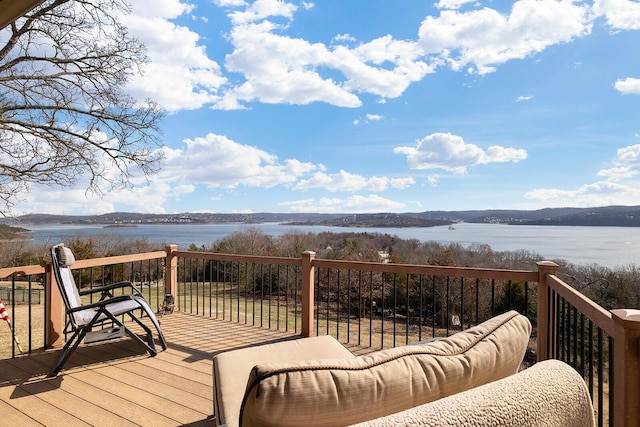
21, 222, 640, 269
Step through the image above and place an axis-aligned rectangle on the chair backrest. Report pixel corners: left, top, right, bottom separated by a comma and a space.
51, 244, 87, 326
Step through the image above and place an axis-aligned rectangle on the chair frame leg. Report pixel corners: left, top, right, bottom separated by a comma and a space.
123, 314, 157, 355
48, 327, 89, 377
48, 314, 163, 377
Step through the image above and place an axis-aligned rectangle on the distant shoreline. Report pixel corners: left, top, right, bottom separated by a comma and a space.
3, 205, 640, 228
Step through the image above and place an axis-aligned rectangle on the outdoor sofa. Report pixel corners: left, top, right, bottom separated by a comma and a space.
212, 310, 594, 426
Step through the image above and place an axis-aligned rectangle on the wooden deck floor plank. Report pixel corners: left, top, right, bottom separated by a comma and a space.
64, 349, 211, 423
2, 348, 208, 426
10, 331, 207, 425
149, 348, 213, 374
94, 348, 209, 392
41, 336, 153, 377
64, 368, 193, 426
0, 397, 44, 425
95, 339, 211, 379
0, 313, 317, 426
109, 339, 214, 374
0, 377, 90, 426
96, 362, 212, 414
113, 358, 212, 400
131, 355, 211, 387
0, 353, 140, 426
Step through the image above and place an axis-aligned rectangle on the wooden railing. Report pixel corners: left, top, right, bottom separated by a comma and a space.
539, 270, 640, 426
1, 245, 639, 426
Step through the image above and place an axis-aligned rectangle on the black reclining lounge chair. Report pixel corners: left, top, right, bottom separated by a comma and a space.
48, 243, 167, 377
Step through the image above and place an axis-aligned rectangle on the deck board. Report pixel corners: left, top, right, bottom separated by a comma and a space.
0, 312, 354, 426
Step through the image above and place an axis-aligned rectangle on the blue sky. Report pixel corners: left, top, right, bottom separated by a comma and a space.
13, 0, 640, 215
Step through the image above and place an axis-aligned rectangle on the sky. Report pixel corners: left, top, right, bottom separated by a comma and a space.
10, 0, 640, 215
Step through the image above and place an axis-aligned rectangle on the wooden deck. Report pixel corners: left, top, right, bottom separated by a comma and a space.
0, 312, 367, 426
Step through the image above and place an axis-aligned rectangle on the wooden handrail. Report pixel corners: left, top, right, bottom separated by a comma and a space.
312, 258, 539, 281
548, 274, 614, 336
0, 265, 45, 278
175, 250, 302, 266
70, 251, 166, 270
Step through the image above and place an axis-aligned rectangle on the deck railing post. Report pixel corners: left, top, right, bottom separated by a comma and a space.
44, 261, 64, 348
301, 251, 316, 337
165, 245, 179, 302
536, 261, 559, 362
611, 309, 640, 427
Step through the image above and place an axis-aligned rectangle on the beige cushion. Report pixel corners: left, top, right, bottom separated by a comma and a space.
351, 359, 595, 427
241, 310, 531, 427
212, 335, 355, 427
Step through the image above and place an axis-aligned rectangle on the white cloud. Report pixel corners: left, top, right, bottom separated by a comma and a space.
14, 187, 117, 216
525, 181, 640, 207
228, 0, 298, 24
593, 0, 640, 30
615, 77, 640, 95
8, 131, 177, 215
130, 0, 194, 17
393, 133, 527, 173
219, 21, 362, 108
16, 132, 317, 212
337, 36, 433, 98
119, 0, 619, 111
418, 0, 592, 74
213, 0, 247, 7
172, 184, 196, 198
215, 3, 432, 109
11, 128, 417, 214
426, 174, 441, 186
343, 195, 406, 211
332, 33, 356, 44
161, 133, 318, 188
597, 144, 640, 180
435, 0, 478, 10
280, 195, 406, 213
355, 113, 385, 125
279, 197, 342, 213
15, 176, 178, 215
526, 143, 640, 207
294, 170, 414, 192
115, 0, 640, 112
516, 95, 534, 102
390, 177, 416, 189
122, 1, 226, 112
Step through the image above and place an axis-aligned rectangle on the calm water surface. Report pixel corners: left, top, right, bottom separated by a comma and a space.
22, 222, 640, 269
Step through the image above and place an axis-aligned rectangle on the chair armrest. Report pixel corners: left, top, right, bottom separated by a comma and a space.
79, 281, 143, 299
67, 294, 144, 312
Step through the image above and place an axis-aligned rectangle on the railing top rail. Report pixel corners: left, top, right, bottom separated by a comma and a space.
70, 251, 167, 269
312, 258, 539, 281
548, 274, 614, 336
175, 250, 303, 267
0, 264, 45, 279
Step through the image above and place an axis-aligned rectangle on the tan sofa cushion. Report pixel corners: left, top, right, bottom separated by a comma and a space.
241, 310, 531, 427
213, 335, 355, 426
351, 359, 595, 427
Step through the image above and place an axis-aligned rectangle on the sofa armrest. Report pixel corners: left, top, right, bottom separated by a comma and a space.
351, 359, 595, 427
213, 335, 355, 427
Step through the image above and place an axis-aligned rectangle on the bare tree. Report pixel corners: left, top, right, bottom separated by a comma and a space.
0, 0, 164, 215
